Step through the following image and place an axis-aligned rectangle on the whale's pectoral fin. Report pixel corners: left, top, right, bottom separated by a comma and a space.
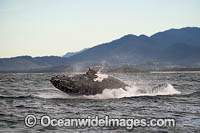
148, 83, 168, 94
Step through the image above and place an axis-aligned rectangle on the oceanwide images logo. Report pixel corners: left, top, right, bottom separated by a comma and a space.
24, 114, 176, 130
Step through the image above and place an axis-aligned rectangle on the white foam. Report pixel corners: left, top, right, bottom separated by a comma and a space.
35, 91, 85, 99
94, 74, 108, 82
84, 83, 181, 99
40, 72, 181, 99
35, 92, 69, 99
149, 84, 181, 95
36, 83, 180, 99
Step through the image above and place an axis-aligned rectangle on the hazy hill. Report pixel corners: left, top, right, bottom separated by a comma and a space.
151, 27, 200, 48
158, 43, 200, 63
0, 56, 67, 71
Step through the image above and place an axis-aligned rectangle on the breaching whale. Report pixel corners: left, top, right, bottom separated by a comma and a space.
50, 66, 127, 96
50, 66, 170, 96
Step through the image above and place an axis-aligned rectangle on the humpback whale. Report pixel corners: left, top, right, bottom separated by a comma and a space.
50, 66, 170, 96
50, 66, 128, 96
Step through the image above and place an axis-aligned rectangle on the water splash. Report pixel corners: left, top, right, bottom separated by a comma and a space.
94, 74, 108, 82
37, 73, 181, 99
84, 83, 181, 99
36, 83, 180, 99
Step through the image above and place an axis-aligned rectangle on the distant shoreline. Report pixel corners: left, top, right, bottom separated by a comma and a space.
150, 71, 200, 74
1, 70, 200, 74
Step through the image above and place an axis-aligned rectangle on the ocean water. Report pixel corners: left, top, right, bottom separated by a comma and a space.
0, 72, 200, 132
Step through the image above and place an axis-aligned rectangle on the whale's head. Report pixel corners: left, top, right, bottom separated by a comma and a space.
50, 75, 67, 85
50, 75, 77, 93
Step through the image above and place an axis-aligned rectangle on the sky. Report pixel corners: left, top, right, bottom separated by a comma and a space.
0, 0, 200, 58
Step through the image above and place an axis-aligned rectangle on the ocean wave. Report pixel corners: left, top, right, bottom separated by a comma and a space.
0, 95, 36, 100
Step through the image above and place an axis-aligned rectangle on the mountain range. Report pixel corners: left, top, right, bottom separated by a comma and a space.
0, 27, 200, 72
63, 48, 89, 58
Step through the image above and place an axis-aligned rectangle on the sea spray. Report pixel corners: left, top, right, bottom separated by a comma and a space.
37, 73, 181, 99
84, 83, 181, 99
